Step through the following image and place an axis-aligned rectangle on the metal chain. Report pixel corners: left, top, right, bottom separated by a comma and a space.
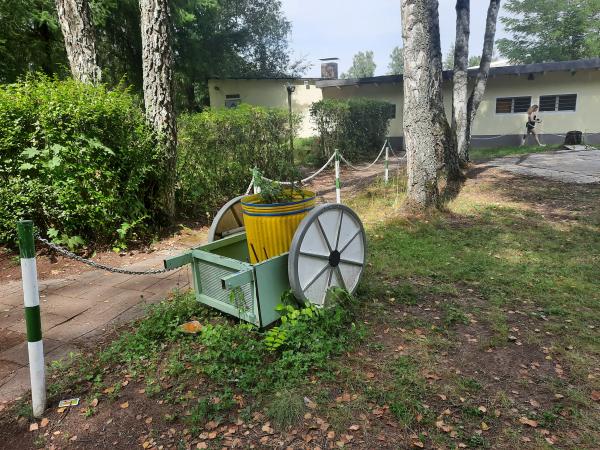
35, 235, 175, 275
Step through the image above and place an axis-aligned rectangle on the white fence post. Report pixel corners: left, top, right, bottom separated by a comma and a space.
384, 140, 389, 183
334, 149, 341, 204
17, 220, 46, 418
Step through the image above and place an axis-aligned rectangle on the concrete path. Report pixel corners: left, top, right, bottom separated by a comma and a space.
0, 252, 190, 403
484, 148, 600, 183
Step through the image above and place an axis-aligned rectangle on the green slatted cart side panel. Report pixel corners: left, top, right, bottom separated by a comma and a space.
188, 232, 289, 328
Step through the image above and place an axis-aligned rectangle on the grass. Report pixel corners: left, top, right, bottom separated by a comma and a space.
470, 143, 562, 161
3, 154, 599, 449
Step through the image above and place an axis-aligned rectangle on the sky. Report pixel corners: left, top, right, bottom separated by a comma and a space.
279, 0, 509, 77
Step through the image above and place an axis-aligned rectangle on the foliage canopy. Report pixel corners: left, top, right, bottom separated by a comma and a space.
497, 0, 600, 63
341, 51, 376, 79
388, 46, 404, 75
0, 76, 163, 247
176, 104, 297, 217
0, 0, 301, 111
310, 98, 394, 160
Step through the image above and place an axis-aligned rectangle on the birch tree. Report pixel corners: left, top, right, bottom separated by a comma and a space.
54, 0, 101, 83
451, 0, 469, 169
458, 0, 501, 163
140, 0, 177, 217
401, 0, 451, 208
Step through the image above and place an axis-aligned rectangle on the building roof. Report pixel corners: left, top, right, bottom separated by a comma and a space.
209, 76, 323, 82
315, 58, 600, 88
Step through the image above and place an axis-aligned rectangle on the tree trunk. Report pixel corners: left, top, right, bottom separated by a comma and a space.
463, 0, 501, 162
401, 0, 448, 208
452, 0, 470, 170
54, 0, 101, 83
140, 0, 177, 218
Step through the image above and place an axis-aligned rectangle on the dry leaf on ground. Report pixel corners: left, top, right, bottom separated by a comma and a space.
180, 320, 203, 334
519, 417, 538, 427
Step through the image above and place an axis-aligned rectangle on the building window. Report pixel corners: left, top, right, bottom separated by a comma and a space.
495, 96, 532, 114
539, 94, 577, 112
225, 94, 241, 108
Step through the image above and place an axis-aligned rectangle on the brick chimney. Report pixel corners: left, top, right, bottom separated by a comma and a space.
320, 58, 339, 79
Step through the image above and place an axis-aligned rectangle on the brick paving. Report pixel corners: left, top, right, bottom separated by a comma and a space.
0, 252, 191, 403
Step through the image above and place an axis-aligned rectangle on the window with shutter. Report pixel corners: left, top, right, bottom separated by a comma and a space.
558, 94, 577, 111
495, 96, 531, 114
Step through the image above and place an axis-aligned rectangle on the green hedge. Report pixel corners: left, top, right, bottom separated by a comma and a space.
310, 98, 394, 160
0, 76, 162, 247
176, 105, 296, 217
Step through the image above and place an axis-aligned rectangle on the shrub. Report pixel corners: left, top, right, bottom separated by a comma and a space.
310, 97, 394, 160
0, 75, 162, 247
176, 105, 297, 217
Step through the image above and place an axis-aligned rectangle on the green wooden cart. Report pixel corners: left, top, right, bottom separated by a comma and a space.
164, 198, 367, 327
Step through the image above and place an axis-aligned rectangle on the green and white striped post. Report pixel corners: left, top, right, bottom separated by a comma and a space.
252, 167, 261, 194
334, 149, 341, 204
17, 220, 46, 418
384, 139, 390, 184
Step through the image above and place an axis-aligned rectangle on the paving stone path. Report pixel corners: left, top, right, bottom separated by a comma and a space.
484, 148, 600, 184
0, 252, 191, 402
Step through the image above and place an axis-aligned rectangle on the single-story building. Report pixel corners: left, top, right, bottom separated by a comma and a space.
208, 58, 600, 149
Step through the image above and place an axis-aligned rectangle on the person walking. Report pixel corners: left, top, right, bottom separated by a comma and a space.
521, 104, 545, 146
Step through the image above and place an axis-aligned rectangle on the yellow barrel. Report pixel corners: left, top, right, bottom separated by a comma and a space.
242, 190, 316, 263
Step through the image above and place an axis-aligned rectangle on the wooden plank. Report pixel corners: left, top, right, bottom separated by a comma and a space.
197, 293, 258, 326
191, 249, 250, 271
254, 253, 290, 327
221, 269, 254, 290
163, 251, 192, 269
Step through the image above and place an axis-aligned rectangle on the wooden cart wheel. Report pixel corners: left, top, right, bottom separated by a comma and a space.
288, 204, 367, 306
207, 195, 245, 242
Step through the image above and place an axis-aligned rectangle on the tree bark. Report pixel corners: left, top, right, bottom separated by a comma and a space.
463, 0, 501, 162
140, 0, 177, 218
54, 0, 101, 83
451, 0, 470, 170
401, 0, 448, 208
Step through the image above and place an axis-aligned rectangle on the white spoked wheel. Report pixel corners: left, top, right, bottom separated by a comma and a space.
288, 204, 367, 306
207, 195, 245, 242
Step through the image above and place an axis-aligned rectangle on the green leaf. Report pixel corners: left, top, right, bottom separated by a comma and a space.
45, 155, 61, 169
19, 162, 35, 170
20, 147, 40, 159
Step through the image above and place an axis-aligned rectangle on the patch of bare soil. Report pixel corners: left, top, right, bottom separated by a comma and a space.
465, 165, 600, 224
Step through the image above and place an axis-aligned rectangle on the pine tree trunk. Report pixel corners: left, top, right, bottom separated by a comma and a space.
140, 0, 177, 218
452, 0, 470, 168
401, 0, 448, 208
463, 0, 501, 162
54, 0, 101, 83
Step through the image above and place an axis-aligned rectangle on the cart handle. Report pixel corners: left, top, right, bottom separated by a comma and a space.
221, 268, 254, 290
163, 251, 192, 270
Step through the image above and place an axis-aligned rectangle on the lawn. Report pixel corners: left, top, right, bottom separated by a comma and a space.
1, 164, 599, 449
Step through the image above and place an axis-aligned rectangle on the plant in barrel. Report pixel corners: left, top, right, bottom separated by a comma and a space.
242, 169, 316, 264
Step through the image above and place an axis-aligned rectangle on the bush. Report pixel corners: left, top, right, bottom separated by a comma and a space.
310, 97, 394, 160
176, 105, 296, 217
0, 75, 162, 247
